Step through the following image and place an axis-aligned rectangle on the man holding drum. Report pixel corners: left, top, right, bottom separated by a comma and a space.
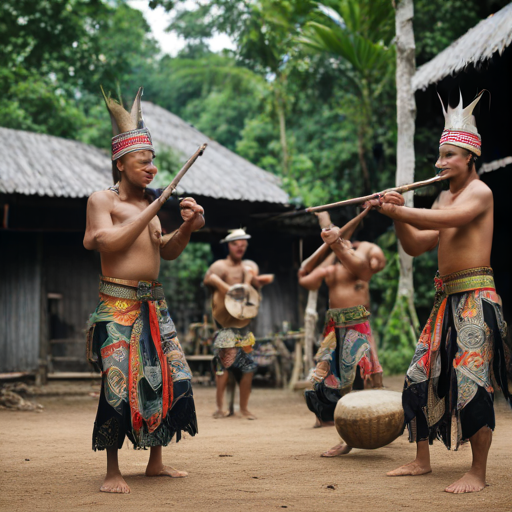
366, 92, 511, 493
299, 211, 386, 456
204, 229, 274, 419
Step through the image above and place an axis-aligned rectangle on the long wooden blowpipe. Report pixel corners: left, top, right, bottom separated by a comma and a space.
305, 174, 448, 214
163, 143, 208, 199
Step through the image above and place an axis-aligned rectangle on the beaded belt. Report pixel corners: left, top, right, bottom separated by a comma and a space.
99, 276, 165, 301
440, 267, 495, 296
326, 305, 370, 326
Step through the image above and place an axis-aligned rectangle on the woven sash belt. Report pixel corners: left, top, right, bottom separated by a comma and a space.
99, 275, 165, 301
441, 267, 495, 296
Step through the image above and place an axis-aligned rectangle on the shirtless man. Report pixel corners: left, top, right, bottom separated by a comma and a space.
204, 229, 273, 419
366, 92, 510, 493
299, 211, 386, 456
84, 88, 204, 494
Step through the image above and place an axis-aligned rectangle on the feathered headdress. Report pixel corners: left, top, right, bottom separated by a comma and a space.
101, 86, 155, 161
438, 91, 484, 156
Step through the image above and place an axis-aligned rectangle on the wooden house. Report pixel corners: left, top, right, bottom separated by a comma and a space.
0, 106, 307, 379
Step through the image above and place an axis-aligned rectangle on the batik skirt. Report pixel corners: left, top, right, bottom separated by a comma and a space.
87, 277, 198, 450
305, 305, 383, 422
212, 327, 257, 379
403, 267, 511, 450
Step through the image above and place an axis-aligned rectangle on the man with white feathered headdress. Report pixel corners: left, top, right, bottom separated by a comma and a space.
366, 91, 511, 493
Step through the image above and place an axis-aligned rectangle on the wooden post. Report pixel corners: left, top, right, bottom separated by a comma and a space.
288, 334, 304, 391
304, 289, 318, 371
36, 233, 48, 386
395, 0, 419, 328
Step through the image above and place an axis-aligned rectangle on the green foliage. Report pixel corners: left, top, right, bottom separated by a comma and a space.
1, 0, 504, 355
159, 243, 213, 333
378, 294, 419, 375
152, 147, 184, 191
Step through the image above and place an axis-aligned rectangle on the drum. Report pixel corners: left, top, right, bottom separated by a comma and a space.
224, 283, 260, 320
334, 389, 404, 449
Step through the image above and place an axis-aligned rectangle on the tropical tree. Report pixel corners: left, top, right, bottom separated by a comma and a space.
379, 0, 420, 371
297, 0, 395, 193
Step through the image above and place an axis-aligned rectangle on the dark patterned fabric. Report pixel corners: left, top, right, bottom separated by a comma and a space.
403, 268, 511, 450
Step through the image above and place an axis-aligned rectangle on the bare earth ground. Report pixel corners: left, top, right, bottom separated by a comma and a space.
1, 376, 511, 512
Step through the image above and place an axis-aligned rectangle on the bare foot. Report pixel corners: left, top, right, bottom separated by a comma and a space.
213, 409, 230, 419
445, 471, 487, 493
100, 473, 130, 494
240, 409, 256, 420
313, 416, 334, 428
387, 461, 432, 476
145, 465, 188, 478
321, 443, 352, 457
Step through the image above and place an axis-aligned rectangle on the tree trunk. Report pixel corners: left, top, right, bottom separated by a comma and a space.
395, 0, 417, 314
275, 77, 289, 176
304, 289, 318, 371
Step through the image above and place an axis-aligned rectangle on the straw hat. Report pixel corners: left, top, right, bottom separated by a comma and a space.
220, 228, 251, 243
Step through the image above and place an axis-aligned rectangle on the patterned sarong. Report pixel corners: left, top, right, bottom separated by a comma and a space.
212, 327, 257, 377
403, 267, 511, 450
305, 305, 382, 422
87, 277, 197, 450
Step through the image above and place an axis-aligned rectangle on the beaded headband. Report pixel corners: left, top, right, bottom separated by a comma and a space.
111, 128, 154, 161
101, 86, 155, 161
438, 91, 484, 157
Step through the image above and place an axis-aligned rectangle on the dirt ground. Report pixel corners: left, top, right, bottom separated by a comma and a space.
1, 376, 511, 512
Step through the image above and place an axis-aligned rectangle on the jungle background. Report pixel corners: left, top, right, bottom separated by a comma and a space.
1, 0, 508, 373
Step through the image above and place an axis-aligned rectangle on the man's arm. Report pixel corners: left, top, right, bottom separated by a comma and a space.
367, 186, 492, 231
203, 261, 231, 294
298, 253, 336, 290
83, 191, 163, 253
321, 233, 374, 281
160, 197, 205, 260
394, 220, 439, 257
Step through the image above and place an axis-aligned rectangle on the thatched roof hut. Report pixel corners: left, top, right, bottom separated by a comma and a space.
0, 109, 288, 204
413, 3, 512, 91
0, 108, 299, 378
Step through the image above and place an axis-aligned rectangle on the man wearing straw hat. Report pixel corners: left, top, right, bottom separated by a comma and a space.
299, 211, 386, 456
84, 87, 204, 494
204, 228, 274, 419
366, 91, 511, 493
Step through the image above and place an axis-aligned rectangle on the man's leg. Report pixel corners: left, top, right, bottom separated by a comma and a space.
387, 439, 432, 476
313, 415, 334, 428
100, 447, 130, 494
321, 443, 352, 457
445, 426, 491, 493
213, 371, 230, 418
239, 371, 256, 419
145, 446, 188, 478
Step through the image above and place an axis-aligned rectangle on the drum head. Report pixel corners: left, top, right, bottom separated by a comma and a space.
225, 284, 260, 320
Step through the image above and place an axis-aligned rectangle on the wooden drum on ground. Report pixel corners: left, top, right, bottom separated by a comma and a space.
334, 390, 404, 449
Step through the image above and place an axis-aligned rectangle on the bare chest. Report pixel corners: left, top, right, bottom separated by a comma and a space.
111, 201, 162, 245
221, 267, 245, 286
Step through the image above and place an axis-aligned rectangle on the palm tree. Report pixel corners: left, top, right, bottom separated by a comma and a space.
297, 0, 395, 193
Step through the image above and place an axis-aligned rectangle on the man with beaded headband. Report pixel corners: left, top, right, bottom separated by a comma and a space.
365, 91, 511, 493
84, 87, 204, 494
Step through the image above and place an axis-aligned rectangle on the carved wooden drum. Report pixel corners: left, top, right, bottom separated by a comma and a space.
334, 390, 404, 449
